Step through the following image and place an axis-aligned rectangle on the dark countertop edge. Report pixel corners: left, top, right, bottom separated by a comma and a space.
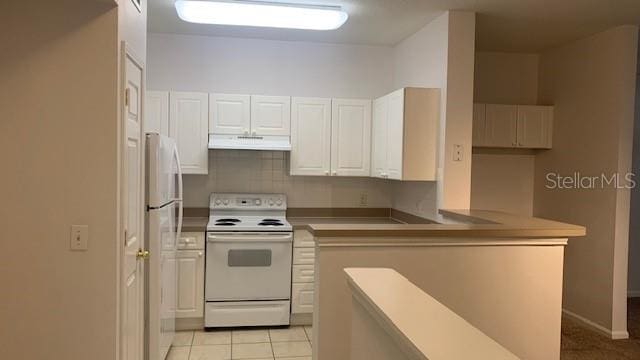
305, 209, 586, 239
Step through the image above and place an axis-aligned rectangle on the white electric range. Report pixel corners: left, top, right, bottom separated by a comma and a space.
204, 193, 293, 328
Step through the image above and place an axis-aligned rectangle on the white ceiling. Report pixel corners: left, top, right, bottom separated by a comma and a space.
148, 0, 640, 51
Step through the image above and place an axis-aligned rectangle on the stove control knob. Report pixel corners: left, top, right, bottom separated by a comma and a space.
276, 199, 283, 206
268, 200, 274, 206
223, 199, 229, 205
215, 199, 222, 205
255, 199, 262, 206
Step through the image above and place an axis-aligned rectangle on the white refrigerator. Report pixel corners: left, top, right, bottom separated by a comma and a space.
145, 134, 183, 360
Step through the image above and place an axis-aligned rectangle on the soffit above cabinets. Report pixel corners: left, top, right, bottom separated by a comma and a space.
149, 0, 640, 51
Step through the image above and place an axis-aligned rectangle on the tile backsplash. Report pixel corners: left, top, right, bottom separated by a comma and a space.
182, 150, 393, 208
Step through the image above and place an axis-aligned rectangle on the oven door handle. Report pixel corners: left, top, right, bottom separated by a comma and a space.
207, 233, 293, 243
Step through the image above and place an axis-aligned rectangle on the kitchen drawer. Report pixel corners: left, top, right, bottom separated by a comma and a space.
292, 264, 315, 283
292, 283, 314, 314
178, 232, 205, 250
293, 230, 315, 248
293, 247, 315, 265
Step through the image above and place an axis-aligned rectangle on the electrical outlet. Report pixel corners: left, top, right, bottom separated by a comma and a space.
453, 144, 464, 162
359, 193, 368, 207
70, 225, 89, 251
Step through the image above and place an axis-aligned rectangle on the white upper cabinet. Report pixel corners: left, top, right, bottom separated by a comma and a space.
290, 97, 332, 176
210, 94, 291, 137
371, 88, 439, 181
371, 97, 388, 178
251, 95, 291, 136
145, 91, 169, 137
209, 94, 251, 135
473, 103, 553, 149
170, 91, 209, 174
517, 105, 553, 149
386, 89, 405, 180
485, 104, 518, 147
331, 99, 372, 177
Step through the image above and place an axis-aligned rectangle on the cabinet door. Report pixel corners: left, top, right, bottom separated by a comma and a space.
209, 94, 250, 135
291, 283, 314, 314
290, 97, 331, 176
169, 92, 208, 174
175, 250, 205, 319
331, 99, 372, 177
145, 91, 169, 137
251, 95, 291, 136
517, 105, 553, 149
386, 89, 405, 180
484, 104, 517, 148
371, 96, 388, 178
472, 103, 486, 147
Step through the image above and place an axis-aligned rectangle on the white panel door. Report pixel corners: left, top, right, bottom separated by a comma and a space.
145, 91, 169, 137
485, 104, 517, 148
169, 92, 208, 174
209, 94, 251, 135
472, 103, 487, 146
517, 105, 553, 149
290, 97, 332, 176
121, 51, 145, 360
331, 99, 372, 177
386, 89, 405, 180
371, 96, 388, 179
175, 250, 205, 319
251, 95, 291, 136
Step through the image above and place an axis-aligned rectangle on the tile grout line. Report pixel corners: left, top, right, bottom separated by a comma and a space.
268, 329, 275, 360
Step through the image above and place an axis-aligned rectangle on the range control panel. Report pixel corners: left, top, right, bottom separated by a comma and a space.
210, 193, 287, 210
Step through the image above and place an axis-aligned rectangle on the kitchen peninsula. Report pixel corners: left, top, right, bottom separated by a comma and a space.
308, 209, 585, 360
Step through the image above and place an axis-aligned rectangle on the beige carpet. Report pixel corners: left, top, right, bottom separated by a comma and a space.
560, 298, 640, 359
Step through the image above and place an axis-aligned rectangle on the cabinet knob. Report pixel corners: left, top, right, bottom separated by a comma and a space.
198, 252, 203, 257
324, 171, 329, 176
332, 171, 337, 176
252, 131, 257, 136
244, 130, 249, 135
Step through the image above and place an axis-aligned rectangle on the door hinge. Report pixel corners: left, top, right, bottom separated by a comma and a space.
125, 88, 130, 107
124, 229, 128, 245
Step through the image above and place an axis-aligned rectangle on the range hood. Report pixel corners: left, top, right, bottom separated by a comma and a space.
208, 134, 292, 151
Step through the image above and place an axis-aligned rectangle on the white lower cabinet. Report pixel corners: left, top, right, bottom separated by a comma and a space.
291, 283, 315, 314
176, 233, 205, 319
291, 230, 315, 315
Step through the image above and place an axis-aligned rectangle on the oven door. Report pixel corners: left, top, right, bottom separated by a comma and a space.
206, 232, 293, 301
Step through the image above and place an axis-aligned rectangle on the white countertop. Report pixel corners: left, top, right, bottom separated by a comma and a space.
345, 268, 520, 360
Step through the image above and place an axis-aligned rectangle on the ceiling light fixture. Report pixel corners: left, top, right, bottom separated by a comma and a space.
174, 0, 349, 30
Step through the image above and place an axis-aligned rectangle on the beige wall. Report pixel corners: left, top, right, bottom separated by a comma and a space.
392, 11, 476, 217
630, 41, 640, 296
474, 52, 540, 104
183, 150, 392, 208
535, 25, 638, 337
314, 241, 566, 360
471, 52, 540, 216
0, 2, 120, 359
471, 153, 535, 215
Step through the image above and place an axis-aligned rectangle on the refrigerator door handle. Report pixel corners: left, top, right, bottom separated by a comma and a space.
173, 145, 184, 241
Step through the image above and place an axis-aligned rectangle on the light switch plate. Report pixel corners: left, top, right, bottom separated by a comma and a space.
70, 225, 89, 251
453, 144, 464, 162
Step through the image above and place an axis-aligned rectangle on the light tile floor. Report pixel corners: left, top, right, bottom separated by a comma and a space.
167, 326, 312, 360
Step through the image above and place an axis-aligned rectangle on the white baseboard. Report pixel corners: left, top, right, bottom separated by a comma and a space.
628, 290, 640, 298
562, 309, 629, 340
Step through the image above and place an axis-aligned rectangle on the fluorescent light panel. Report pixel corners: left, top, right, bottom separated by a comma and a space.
175, 0, 349, 30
